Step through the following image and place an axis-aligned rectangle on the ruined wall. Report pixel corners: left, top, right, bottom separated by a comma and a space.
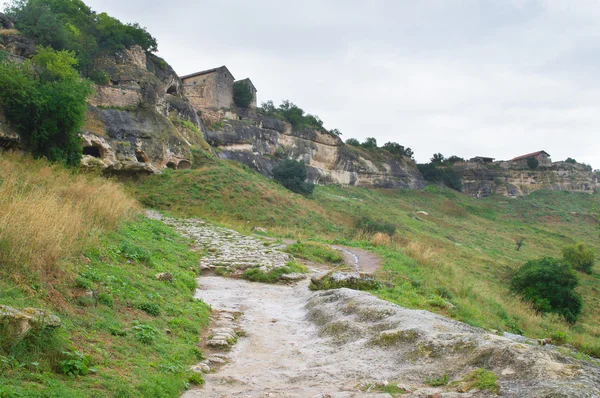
183, 73, 217, 110
88, 86, 142, 108
215, 69, 234, 109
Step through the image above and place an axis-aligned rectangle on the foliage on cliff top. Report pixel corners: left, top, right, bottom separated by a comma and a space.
0, 46, 93, 165
260, 99, 339, 135
3, 0, 157, 74
0, 154, 210, 397
131, 161, 600, 358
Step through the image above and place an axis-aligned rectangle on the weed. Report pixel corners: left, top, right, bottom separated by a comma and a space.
459, 368, 499, 394
286, 241, 343, 264
58, 351, 92, 376
426, 373, 449, 386
137, 302, 161, 317
131, 322, 158, 345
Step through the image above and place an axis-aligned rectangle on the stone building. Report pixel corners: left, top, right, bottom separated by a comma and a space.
181, 66, 235, 110
510, 150, 551, 167
235, 78, 258, 109
181, 66, 257, 111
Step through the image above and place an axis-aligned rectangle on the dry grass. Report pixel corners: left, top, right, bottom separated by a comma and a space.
371, 232, 391, 247
0, 153, 138, 276
0, 29, 20, 36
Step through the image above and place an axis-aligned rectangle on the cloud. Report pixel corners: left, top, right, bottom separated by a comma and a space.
84, 0, 600, 168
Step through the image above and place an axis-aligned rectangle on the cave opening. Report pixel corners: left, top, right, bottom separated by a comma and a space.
166, 161, 177, 169
135, 152, 146, 163
83, 146, 101, 158
166, 85, 177, 95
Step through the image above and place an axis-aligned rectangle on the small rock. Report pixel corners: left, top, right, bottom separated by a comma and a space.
190, 363, 210, 373
251, 226, 268, 233
155, 272, 173, 281
0, 305, 61, 339
207, 356, 227, 364
207, 339, 229, 347
417, 211, 429, 216
165, 329, 172, 335
279, 273, 308, 282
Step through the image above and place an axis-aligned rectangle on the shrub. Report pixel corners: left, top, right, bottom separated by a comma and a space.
383, 142, 405, 156
510, 257, 582, 323
460, 368, 499, 393
355, 216, 396, 236
132, 322, 158, 344
0, 47, 93, 165
426, 374, 449, 386
58, 351, 92, 376
566, 157, 577, 164
272, 159, 315, 196
562, 242, 595, 274
232, 81, 253, 108
345, 138, 360, 146
137, 302, 161, 317
259, 100, 324, 132
527, 157, 539, 170
361, 137, 377, 149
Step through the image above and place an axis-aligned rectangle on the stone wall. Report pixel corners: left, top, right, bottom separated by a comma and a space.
182, 67, 235, 110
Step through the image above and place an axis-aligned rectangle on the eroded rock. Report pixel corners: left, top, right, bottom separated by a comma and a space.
0, 305, 61, 339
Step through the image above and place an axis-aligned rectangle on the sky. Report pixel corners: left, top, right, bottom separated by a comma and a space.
82, 0, 599, 167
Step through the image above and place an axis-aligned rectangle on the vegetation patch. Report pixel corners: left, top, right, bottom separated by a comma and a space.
242, 261, 308, 284
309, 272, 381, 291
425, 373, 449, 387
458, 368, 499, 394
370, 329, 420, 347
285, 241, 343, 264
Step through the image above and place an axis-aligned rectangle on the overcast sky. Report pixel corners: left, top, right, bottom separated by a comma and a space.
82, 0, 599, 167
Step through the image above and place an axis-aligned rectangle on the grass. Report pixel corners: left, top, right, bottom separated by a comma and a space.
426, 373, 449, 387
285, 241, 343, 264
0, 154, 210, 397
459, 368, 499, 394
130, 157, 600, 358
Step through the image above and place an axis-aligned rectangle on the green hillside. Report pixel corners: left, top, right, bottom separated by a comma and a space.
133, 157, 600, 357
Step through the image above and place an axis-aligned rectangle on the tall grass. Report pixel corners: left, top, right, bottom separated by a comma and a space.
0, 153, 138, 275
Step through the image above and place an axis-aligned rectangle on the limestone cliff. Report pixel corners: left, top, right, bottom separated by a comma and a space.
455, 160, 600, 197
80, 46, 208, 174
202, 111, 425, 189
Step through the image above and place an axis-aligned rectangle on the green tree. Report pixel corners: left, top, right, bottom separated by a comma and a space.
0, 46, 92, 165
383, 142, 405, 156
232, 81, 254, 108
562, 243, 595, 274
527, 157, 539, 170
362, 137, 377, 149
272, 159, 314, 196
345, 138, 359, 146
404, 147, 414, 158
431, 153, 445, 164
329, 128, 341, 136
565, 157, 577, 164
510, 257, 582, 323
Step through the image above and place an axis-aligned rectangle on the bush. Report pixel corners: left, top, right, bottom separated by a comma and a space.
131, 322, 158, 344
260, 100, 324, 132
272, 159, 315, 196
345, 138, 360, 146
232, 81, 253, 108
527, 157, 539, 170
361, 137, 377, 149
562, 242, 595, 274
566, 157, 577, 164
355, 216, 396, 236
58, 351, 92, 376
510, 257, 582, 323
0, 47, 93, 165
137, 302, 161, 316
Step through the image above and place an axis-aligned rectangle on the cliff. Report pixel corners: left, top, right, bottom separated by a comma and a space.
455, 160, 600, 197
202, 110, 425, 189
80, 45, 209, 174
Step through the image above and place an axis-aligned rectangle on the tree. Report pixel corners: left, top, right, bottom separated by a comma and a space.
527, 157, 539, 170
329, 128, 341, 136
272, 159, 314, 196
404, 147, 414, 158
232, 81, 253, 108
510, 257, 582, 323
345, 138, 359, 146
431, 153, 445, 164
565, 157, 577, 164
0, 46, 93, 165
446, 155, 465, 163
383, 142, 405, 156
362, 137, 377, 149
260, 100, 276, 116
562, 243, 595, 274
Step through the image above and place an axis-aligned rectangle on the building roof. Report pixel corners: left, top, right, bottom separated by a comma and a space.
471, 156, 495, 161
180, 66, 234, 81
511, 150, 550, 162
235, 78, 257, 92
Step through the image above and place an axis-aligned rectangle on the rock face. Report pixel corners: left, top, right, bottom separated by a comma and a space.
455, 160, 600, 197
203, 112, 425, 189
80, 46, 208, 173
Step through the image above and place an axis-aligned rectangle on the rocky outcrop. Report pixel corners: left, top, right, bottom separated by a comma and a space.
0, 110, 19, 149
203, 112, 425, 189
0, 305, 61, 340
455, 161, 600, 197
81, 46, 208, 174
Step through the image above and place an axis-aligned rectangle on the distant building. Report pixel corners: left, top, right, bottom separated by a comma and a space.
510, 150, 551, 167
181, 66, 235, 110
470, 156, 495, 164
181, 66, 257, 110
235, 78, 258, 109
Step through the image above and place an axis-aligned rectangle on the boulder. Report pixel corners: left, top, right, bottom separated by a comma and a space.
0, 305, 61, 339
310, 272, 380, 291
0, 13, 14, 29
251, 226, 268, 234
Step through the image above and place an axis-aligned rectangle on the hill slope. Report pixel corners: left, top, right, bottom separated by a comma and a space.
132, 157, 600, 357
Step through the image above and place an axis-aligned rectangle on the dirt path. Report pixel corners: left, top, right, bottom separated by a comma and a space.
162, 214, 600, 398
331, 245, 382, 274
